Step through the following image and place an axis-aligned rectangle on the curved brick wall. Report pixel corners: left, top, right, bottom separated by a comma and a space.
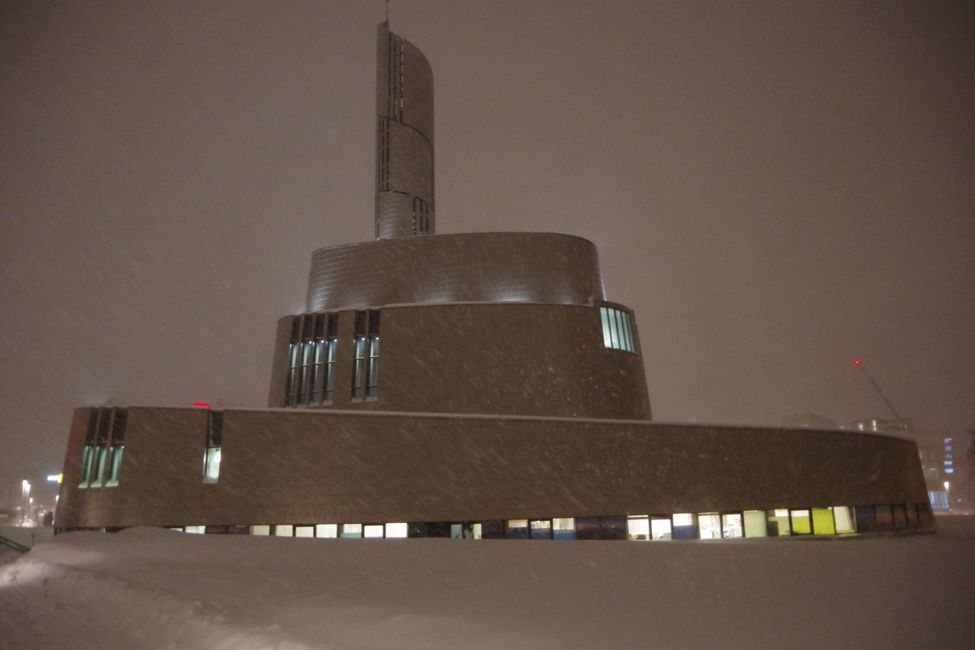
306, 232, 605, 312
269, 302, 649, 420
58, 407, 930, 529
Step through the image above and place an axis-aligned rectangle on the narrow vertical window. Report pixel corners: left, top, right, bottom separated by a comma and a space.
89, 408, 112, 487
324, 314, 338, 402
78, 409, 99, 488
203, 410, 223, 483
367, 310, 380, 398
299, 316, 315, 404
352, 311, 367, 399
352, 310, 381, 400
285, 317, 301, 406
310, 314, 325, 404
105, 409, 127, 487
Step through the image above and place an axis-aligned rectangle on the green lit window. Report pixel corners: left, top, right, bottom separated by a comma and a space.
790, 509, 812, 535
812, 507, 836, 535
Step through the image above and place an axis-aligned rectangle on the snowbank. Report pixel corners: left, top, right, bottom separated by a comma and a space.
2, 517, 973, 649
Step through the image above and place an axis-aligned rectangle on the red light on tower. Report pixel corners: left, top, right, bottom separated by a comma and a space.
192, 401, 211, 408
852, 359, 862, 368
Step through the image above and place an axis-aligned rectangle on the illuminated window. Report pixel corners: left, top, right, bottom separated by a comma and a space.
530, 519, 553, 540
315, 524, 338, 538
767, 509, 791, 536
250, 525, 270, 536
78, 407, 128, 489
287, 314, 338, 406
340, 523, 363, 539
274, 524, 294, 537
790, 509, 811, 535
184, 525, 205, 535
353, 311, 381, 400
833, 507, 856, 534
698, 513, 721, 539
364, 524, 385, 538
506, 519, 529, 539
811, 508, 836, 535
672, 513, 698, 539
743, 510, 767, 538
203, 411, 222, 484
627, 515, 650, 541
385, 522, 409, 538
721, 513, 743, 538
650, 516, 672, 540
78, 445, 94, 488
105, 410, 127, 487
599, 306, 636, 352
78, 409, 99, 488
553, 517, 576, 540
89, 408, 113, 487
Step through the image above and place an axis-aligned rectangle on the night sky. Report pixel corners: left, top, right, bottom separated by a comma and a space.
2, 0, 973, 500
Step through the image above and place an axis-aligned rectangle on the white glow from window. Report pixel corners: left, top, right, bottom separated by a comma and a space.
673, 513, 694, 526
721, 513, 743, 538
385, 522, 408, 538
203, 447, 221, 483
315, 524, 338, 538
553, 517, 575, 531
364, 524, 384, 538
184, 525, 205, 535
274, 524, 294, 537
627, 515, 650, 540
743, 510, 767, 538
698, 513, 721, 539
295, 526, 314, 538
341, 523, 362, 538
250, 525, 270, 536
507, 519, 528, 528
650, 517, 672, 540
833, 506, 856, 534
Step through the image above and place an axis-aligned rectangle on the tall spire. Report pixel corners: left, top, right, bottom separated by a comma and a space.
375, 21, 435, 240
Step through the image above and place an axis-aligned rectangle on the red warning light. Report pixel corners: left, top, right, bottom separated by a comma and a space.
192, 401, 211, 408
852, 359, 862, 368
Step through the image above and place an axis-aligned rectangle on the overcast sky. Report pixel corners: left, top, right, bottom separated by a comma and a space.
2, 0, 973, 499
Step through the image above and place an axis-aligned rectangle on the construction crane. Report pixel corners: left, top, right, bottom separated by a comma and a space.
852, 358, 902, 420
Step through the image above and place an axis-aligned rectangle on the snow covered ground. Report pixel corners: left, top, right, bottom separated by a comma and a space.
2, 517, 973, 649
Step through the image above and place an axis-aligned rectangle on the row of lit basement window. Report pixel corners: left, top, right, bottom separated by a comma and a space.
172, 503, 934, 540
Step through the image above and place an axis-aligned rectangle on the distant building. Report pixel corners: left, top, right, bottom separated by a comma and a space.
56, 22, 932, 541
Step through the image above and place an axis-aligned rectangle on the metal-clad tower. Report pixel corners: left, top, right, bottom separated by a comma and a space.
375, 21, 435, 239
